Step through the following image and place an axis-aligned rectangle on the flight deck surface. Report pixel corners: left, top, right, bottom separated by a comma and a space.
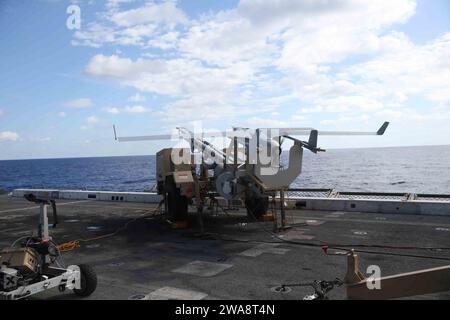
1, 194, 449, 300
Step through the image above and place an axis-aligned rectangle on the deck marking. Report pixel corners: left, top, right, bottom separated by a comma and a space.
291, 218, 325, 226
5, 230, 31, 237
325, 212, 345, 218
280, 230, 315, 241
239, 243, 290, 257
108, 262, 125, 267
172, 260, 233, 277
305, 219, 325, 226
146, 286, 208, 300
298, 215, 450, 228
271, 285, 292, 293
128, 294, 147, 300
86, 244, 101, 249
87, 226, 103, 231
1, 226, 28, 233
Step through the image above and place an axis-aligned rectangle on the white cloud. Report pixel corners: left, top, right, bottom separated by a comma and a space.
428, 89, 450, 104
128, 93, 146, 102
109, 2, 188, 27
245, 117, 290, 127
104, 105, 150, 114
86, 116, 99, 124
299, 106, 324, 114
237, 0, 415, 28
313, 32, 450, 126
317, 96, 384, 113
123, 105, 150, 113
320, 114, 371, 126
85, 54, 173, 80
58, 112, 66, 118
73, 1, 188, 48
346, 32, 450, 106
105, 107, 121, 114
147, 31, 180, 49
106, 0, 135, 9
77, 0, 450, 133
0, 131, 19, 142
73, 24, 117, 48
32, 137, 51, 142
63, 98, 93, 109
160, 97, 239, 123
291, 114, 306, 122
85, 53, 259, 124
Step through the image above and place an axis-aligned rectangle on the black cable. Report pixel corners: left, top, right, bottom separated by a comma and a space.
214, 199, 450, 261
209, 231, 450, 261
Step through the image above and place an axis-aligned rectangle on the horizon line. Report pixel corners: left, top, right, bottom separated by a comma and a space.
1, 143, 449, 162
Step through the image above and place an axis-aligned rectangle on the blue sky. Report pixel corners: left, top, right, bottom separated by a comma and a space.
0, 0, 449, 160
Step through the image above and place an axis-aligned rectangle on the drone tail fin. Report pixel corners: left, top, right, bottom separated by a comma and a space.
308, 130, 318, 148
377, 122, 390, 135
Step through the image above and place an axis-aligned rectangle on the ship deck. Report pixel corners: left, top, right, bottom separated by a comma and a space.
1, 194, 450, 300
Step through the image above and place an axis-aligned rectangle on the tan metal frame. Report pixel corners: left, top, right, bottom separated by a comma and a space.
344, 250, 450, 299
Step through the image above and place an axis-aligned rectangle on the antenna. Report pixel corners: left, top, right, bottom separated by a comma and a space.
113, 125, 118, 141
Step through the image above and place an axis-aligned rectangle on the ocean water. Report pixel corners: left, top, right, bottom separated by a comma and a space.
0, 145, 449, 194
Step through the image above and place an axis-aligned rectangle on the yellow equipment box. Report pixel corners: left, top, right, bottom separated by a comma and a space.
0, 247, 39, 274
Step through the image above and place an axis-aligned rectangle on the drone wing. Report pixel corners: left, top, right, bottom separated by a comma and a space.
113, 126, 252, 142
113, 122, 389, 142
280, 122, 389, 136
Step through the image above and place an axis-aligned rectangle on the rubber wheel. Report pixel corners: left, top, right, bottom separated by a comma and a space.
166, 177, 188, 221
245, 196, 269, 220
73, 264, 97, 297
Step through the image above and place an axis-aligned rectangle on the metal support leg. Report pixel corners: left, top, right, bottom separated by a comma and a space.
344, 250, 366, 284
193, 175, 204, 234
38, 203, 50, 241
280, 189, 286, 228
272, 195, 278, 232
38, 203, 52, 265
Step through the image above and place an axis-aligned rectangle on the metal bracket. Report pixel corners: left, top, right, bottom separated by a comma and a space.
341, 249, 450, 299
